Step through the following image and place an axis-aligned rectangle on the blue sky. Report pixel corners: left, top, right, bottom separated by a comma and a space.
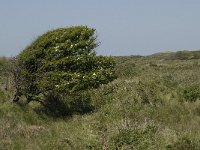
0, 0, 200, 56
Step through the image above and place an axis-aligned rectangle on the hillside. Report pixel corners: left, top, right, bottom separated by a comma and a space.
1, 51, 200, 149
150, 50, 200, 60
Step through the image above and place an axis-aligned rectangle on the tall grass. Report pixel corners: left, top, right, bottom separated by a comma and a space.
0, 52, 200, 149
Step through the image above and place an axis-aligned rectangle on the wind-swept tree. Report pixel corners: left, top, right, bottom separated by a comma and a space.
13, 26, 116, 108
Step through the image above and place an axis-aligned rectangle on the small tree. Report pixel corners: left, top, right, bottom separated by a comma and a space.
13, 26, 116, 107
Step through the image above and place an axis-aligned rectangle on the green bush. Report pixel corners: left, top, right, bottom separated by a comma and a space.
166, 137, 200, 150
111, 126, 158, 149
42, 91, 94, 117
14, 26, 116, 112
136, 81, 162, 106
0, 90, 6, 103
183, 84, 200, 102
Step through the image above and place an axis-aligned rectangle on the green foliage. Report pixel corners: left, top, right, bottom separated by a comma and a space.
42, 91, 94, 117
0, 89, 6, 103
136, 81, 162, 105
173, 50, 200, 60
166, 137, 200, 150
15, 26, 116, 108
182, 84, 200, 102
1, 51, 200, 149
150, 50, 200, 60
111, 126, 158, 149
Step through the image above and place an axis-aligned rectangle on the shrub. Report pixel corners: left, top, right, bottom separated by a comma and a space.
166, 137, 200, 150
111, 126, 158, 149
13, 26, 116, 112
42, 91, 94, 117
136, 81, 161, 106
182, 84, 200, 102
0, 90, 6, 103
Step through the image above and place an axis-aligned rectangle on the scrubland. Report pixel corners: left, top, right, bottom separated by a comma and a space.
0, 51, 200, 149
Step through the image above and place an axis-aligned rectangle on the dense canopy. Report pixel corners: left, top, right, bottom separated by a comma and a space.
14, 26, 116, 103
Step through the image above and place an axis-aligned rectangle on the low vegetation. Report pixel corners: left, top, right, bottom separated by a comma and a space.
1, 48, 200, 148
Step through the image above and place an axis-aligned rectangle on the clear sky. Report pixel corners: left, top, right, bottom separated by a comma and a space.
0, 0, 200, 56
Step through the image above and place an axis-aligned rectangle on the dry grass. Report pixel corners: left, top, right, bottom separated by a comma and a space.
0, 53, 200, 149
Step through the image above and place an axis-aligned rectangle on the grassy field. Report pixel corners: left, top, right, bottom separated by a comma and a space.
0, 51, 200, 149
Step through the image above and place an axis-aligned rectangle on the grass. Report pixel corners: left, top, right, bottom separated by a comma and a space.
0, 51, 200, 149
